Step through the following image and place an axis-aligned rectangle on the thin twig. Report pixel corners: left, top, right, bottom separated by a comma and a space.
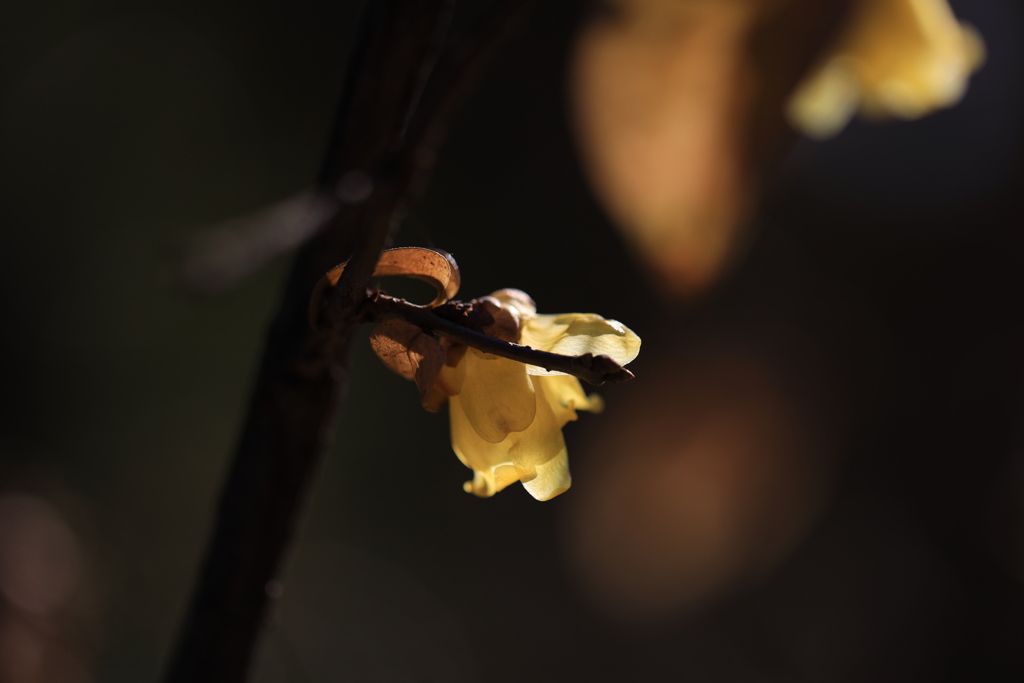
365, 293, 635, 385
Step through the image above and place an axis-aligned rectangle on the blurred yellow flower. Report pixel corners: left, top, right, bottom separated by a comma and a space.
433, 289, 641, 500
787, 0, 985, 138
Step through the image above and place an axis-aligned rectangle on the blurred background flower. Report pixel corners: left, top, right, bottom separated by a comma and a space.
572, 0, 985, 298
788, 0, 985, 138
571, 0, 852, 297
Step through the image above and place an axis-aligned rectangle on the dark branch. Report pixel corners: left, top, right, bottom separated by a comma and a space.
165, 0, 547, 680
365, 294, 635, 386
163, 3, 457, 682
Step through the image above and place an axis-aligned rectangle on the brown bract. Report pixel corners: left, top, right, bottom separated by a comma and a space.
309, 246, 460, 329
369, 320, 448, 408
314, 246, 465, 409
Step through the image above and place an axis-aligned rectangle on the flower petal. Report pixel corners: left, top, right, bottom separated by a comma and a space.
449, 376, 575, 500
520, 313, 641, 375
520, 449, 571, 502
537, 374, 605, 425
456, 349, 537, 443
509, 379, 572, 501
464, 466, 521, 498
449, 394, 519, 497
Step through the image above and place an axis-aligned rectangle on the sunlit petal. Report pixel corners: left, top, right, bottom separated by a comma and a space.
537, 374, 605, 425
456, 349, 536, 443
449, 394, 518, 497
521, 449, 571, 502
409, 289, 642, 499
451, 377, 578, 500
521, 313, 641, 375
508, 379, 572, 501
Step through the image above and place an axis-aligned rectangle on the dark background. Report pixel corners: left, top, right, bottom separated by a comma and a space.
1, 0, 1023, 680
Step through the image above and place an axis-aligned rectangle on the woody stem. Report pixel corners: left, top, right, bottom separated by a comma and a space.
365, 293, 635, 386
164, 2, 456, 681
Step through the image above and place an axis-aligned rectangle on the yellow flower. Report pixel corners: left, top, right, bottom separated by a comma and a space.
787, 0, 985, 139
332, 249, 641, 500
433, 290, 641, 500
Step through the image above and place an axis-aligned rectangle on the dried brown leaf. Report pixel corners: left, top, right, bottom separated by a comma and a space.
309, 246, 461, 328
369, 319, 446, 408
372, 247, 461, 306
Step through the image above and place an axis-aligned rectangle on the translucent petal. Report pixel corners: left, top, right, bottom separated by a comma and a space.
520, 449, 571, 502
449, 376, 575, 500
509, 379, 572, 501
456, 349, 536, 444
449, 394, 518, 497
438, 296, 635, 500
463, 466, 521, 498
520, 313, 641, 375
536, 374, 605, 426
434, 349, 467, 397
